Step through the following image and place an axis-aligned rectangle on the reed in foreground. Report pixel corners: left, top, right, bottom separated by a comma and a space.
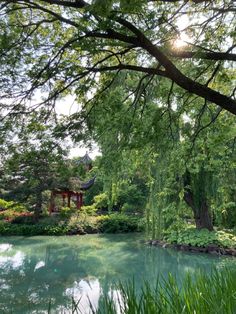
77, 269, 236, 314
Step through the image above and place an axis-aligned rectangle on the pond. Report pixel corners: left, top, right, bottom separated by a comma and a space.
0, 233, 235, 313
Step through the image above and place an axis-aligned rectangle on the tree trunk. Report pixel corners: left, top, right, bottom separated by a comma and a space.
194, 199, 213, 230
184, 189, 213, 231
34, 190, 43, 222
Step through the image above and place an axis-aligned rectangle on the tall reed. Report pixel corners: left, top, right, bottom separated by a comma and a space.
75, 269, 236, 314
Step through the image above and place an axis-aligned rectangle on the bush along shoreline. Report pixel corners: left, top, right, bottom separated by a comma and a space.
0, 198, 235, 257
148, 227, 236, 257
0, 213, 145, 236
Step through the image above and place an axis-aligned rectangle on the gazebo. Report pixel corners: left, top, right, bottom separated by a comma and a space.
48, 177, 95, 214
48, 153, 95, 214
77, 152, 93, 171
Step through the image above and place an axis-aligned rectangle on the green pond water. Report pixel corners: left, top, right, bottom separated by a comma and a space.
0, 233, 235, 313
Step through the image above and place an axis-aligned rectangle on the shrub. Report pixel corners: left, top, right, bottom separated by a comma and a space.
0, 209, 32, 222
0, 199, 11, 210
67, 214, 99, 234
97, 213, 144, 233
59, 206, 75, 218
0, 221, 69, 236
0, 212, 144, 236
0, 198, 26, 212
164, 226, 236, 248
11, 212, 35, 224
38, 215, 61, 225
94, 193, 108, 210
80, 204, 97, 215
121, 202, 142, 214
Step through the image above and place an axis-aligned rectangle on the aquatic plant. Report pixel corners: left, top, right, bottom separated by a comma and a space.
70, 269, 236, 314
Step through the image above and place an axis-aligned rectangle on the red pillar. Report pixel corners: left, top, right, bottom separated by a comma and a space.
80, 193, 83, 208
67, 192, 71, 208
62, 194, 66, 207
76, 193, 80, 209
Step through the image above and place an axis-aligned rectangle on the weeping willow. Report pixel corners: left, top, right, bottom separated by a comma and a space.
146, 155, 168, 239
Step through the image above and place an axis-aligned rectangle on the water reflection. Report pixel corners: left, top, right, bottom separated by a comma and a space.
0, 243, 12, 252
0, 234, 235, 313
65, 278, 101, 313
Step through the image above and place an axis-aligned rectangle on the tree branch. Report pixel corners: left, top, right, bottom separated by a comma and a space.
39, 0, 88, 9
85, 64, 167, 77
1, 0, 210, 9
169, 50, 236, 62
115, 17, 236, 115
1, 0, 236, 116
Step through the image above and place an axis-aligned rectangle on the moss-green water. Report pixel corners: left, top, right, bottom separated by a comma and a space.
0, 233, 235, 313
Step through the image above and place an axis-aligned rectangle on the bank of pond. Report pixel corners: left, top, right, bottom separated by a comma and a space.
0, 212, 236, 255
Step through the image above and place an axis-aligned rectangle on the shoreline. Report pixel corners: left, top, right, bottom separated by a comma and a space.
148, 239, 236, 257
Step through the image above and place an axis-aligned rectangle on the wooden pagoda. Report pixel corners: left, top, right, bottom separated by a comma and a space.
48, 153, 95, 214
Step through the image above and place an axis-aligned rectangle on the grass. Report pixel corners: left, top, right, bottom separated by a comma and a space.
70, 269, 236, 314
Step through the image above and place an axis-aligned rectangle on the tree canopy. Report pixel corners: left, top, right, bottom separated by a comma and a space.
0, 0, 235, 124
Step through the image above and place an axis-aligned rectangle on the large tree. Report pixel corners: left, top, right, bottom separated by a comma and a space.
0, 116, 69, 218
0, 0, 235, 230
77, 78, 235, 231
0, 0, 235, 119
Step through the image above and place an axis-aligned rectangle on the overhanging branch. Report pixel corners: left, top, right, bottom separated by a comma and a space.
85, 64, 167, 77
0, 0, 213, 10
115, 17, 236, 115
1, 0, 236, 116
39, 0, 88, 8
170, 50, 236, 62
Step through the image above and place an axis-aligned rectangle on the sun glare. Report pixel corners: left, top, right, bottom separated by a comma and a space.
174, 33, 191, 49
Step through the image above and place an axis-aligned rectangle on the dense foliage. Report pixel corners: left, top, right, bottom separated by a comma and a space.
164, 225, 236, 249
0, 0, 235, 115
0, 211, 143, 236
0, 0, 235, 238
0, 4, 235, 314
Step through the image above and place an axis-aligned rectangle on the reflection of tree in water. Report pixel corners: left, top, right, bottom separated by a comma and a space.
0, 243, 89, 312
0, 235, 235, 313
1, 256, 55, 311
